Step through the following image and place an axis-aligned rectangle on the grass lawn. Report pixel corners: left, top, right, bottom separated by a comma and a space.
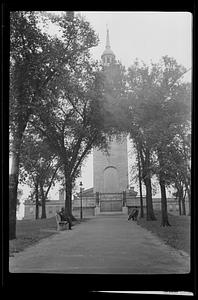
137, 211, 191, 255
9, 217, 59, 256
9, 216, 82, 256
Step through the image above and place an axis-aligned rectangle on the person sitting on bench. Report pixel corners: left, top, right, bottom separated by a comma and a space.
128, 207, 139, 221
58, 207, 72, 230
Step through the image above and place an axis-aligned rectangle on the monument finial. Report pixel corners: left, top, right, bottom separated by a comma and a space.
106, 26, 111, 49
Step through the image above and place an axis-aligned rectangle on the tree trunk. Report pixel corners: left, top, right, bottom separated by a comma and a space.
140, 148, 155, 221
174, 182, 182, 215
9, 108, 30, 239
9, 137, 21, 240
178, 196, 182, 216
35, 181, 39, 219
186, 178, 191, 216
65, 181, 71, 216
159, 179, 171, 226
181, 198, 186, 215
157, 148, 170, 226
40, 184, 46, 219
63, 165, 77, 222
181, 187, 186, 215
139, 183, 144, 218
9, 174, 18, 240
69, 186, 77, 222
187, 189, 191, 216
64, 169, 72, 215
138, 151, 144, 218
184, 180, 191, 216
144, 177, 156, 221
177, 184, 184, 216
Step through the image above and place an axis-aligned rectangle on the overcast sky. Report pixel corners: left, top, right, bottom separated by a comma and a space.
80, 11, 192, 76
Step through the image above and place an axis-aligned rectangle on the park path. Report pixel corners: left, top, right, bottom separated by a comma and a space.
9, 214, 190, 274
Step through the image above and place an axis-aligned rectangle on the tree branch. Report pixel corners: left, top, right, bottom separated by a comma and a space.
44, 163, 60, 199
71, 132, 98, 178
66, 93, 84, 119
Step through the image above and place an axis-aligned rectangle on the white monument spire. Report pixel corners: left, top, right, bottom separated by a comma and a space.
101, 27, 115, 65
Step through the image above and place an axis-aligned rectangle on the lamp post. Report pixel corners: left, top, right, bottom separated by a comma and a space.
80, 181, 83, 220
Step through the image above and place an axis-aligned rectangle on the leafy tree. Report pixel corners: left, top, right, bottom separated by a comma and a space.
163, 126, 191, 216
148, 59, 191, 225
19, 130, 60, 219
9, 11, 54, 238
26, 13, 113, 221
174, 124, 191, 215
127, 62, 157, 221
127, 56, 191, 225
32, 65, 109, 221
9, 11, 99, 238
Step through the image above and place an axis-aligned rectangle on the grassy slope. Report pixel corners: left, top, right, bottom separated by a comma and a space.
9, 217, 58, 256
137, 211, 191, 254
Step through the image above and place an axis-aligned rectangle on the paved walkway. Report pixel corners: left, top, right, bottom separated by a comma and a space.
9, 214, 190, 274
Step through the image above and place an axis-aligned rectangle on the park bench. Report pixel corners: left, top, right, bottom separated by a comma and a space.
55, 213, 69, 231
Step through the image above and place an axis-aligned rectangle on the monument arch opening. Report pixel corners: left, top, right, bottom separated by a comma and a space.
103, 166, 119, 193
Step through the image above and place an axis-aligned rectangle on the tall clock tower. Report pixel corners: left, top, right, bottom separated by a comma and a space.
93, 29, 128, 196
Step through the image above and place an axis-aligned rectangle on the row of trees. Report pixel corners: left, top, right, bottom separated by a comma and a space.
127, 58, 191, 225
102, 56, 191, 226
9, 11, 191, 239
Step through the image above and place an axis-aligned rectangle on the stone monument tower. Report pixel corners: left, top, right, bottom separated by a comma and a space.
93, 29, 128, 196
